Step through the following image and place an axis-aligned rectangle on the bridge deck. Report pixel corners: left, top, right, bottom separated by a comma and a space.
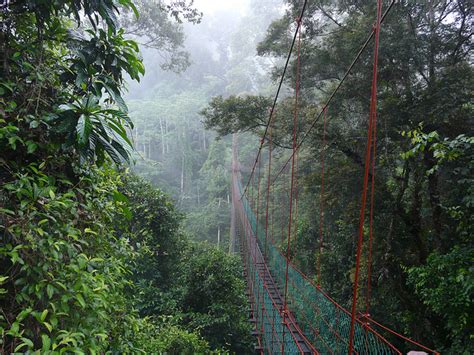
237, 204, 315, 354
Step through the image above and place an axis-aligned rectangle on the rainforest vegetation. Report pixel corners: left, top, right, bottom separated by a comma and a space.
0, 0, 472, 354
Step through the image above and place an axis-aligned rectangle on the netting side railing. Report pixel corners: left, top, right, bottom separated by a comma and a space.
237, 179, 400, 355
234, 175, 312, 354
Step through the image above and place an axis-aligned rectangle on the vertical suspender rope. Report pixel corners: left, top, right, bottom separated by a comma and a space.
249, 170, 255, 318
271, 183, 275, 243
317, 106, 328, 286
255, 155, 262, 327
256, 155, 266, 341
282, 170, 286, 247
293, 145, 299, 259
366, 88, 378, 317
282, 15, 302, 354
348, 0, 383, 353
256, 154, 262, 248
264, 112, 275, 259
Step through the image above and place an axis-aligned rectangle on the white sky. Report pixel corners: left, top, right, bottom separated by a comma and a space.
193, 0, 250, 16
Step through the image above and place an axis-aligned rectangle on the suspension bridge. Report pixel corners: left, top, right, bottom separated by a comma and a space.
229, 0, 440, 353
231, 149, 438, 354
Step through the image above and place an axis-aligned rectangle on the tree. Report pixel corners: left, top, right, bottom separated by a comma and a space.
201, 95, 272, 136
120, 174, 187, 315
180, 244, 254, 353
120, 0, 202, 72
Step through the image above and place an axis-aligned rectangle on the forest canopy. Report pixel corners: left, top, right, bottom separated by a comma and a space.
0, 0, 472, 353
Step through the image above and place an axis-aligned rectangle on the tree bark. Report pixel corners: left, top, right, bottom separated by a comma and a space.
159, 117, 165, 156
411, 168, 428, 264
180, 154, 185, 200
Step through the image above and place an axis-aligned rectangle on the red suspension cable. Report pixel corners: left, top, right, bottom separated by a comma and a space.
293, 146, 299, 258
282, 16, 302, 354
264, 111, 275, 259
317, 106, 328, 286
366, 85, 378, 316
348, 0, 383, 353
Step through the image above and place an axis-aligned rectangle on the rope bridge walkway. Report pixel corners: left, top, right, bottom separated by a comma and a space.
228, 1, 441, 354
232, 147, 439, 355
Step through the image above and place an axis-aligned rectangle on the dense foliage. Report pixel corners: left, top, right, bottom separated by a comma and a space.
120, 175, 254, 353
203, 0, 473, 353
1, 0, 253, 353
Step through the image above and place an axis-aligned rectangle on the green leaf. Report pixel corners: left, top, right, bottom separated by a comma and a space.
47, 284, 54, 299
8, 321, 20, 336
122, 206, 132, 220
20, 337, 34, 348
84, 228, 97, 235
102, 82, 128, 112
42, 334, 51, 352
76, 114, 92, 147
17, 307, 32, 321
29, 120, 40, 128
40, 309, 48, 322
26, 141, 38, 154
0, 208, 15, 215
14, 343, 28, 352
76, 293, 86, 308
113, 190, 128, 203
43, 321, 53, 333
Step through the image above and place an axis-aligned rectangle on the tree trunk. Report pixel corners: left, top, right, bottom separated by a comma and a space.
428, 0, 436, 84
159, 117, 165, 156
411, 168, 428, 264
197, 184, 200, 205
180, 154, 185, 199
165, 119, 170, 153
424, 151, 442, 249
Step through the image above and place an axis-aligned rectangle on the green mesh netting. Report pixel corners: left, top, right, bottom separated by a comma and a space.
238, 180, 308, 353
240, 216, 304, 353
238, 180, 397, 354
